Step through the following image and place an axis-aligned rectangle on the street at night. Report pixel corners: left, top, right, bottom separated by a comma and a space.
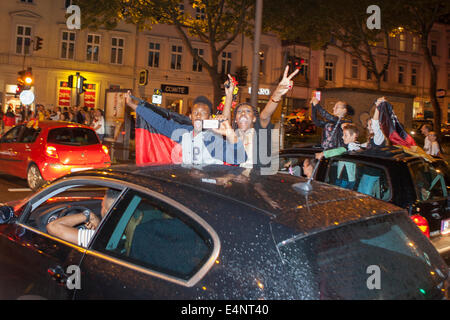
0, 0, 449, 305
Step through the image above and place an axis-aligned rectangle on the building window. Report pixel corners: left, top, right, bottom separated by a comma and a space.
170, 45, 182, 70
16, 25, 32, 55
411, 67, 417, 86
431, 40, 437, 56
325, 61, 334, 81
20, 0, 33, 3
398, 65, 405, 84
192, 48, 204, 72
412, 36, 419, 52
195, 7, 206, 20
351, 59, 359, 79
61, 31, 76, 59
86, 34, 100, 62
111, 37, 124, 64
221, 51, 232, 74
148, 42, 160, 68
366, 69, 372, 80
399, 34, 406, 52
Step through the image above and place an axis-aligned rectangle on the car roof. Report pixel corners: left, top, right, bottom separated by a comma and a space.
67, 164, 404, 235
26, 120, 92, 130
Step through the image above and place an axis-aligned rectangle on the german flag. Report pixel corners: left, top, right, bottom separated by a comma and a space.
378, 101, 416, 148
135, 102, 191, 165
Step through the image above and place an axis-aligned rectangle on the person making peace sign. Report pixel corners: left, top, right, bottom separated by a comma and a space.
220, 65, 299, 171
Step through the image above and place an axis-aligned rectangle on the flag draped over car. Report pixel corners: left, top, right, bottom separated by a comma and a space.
377, 101, 416, 148
135, 101, 191, 165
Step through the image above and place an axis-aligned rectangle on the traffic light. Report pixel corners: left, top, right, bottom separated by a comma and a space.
17, 67, 33, 90
68, 75, 74, 88
139, 69, 148, 86
77, 75, 87, 93
287, 56, 304, 76
15, 84, 23, 98
24, 68, 33, 88
35, 36, 43, 51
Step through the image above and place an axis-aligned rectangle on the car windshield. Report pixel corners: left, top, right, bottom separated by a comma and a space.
47, 127, 99, 146
278, 213, 448, 299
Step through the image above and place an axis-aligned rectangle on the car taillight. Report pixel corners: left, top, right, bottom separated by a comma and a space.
45, 146, 58, 159
411, 214, 430, 238
102, 145, 109, 155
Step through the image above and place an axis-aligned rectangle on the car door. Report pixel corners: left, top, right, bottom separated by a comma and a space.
0, 180, 112, 300
408, 160, 450, 236
74, 188, 219, 299
13, 125, 41, 178
0, 126, 23, 176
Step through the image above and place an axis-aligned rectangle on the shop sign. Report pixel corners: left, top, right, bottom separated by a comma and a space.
161, 84, 189, 95
248, 87, 271, 96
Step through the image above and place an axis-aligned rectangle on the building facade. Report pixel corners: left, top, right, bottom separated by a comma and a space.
1, 0, 448, 136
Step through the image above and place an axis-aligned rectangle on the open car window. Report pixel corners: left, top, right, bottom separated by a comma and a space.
326, 159, 391, 201
22, 183, 121, 239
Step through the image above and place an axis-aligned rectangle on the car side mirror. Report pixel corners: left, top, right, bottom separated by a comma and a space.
0, 206, 15, 224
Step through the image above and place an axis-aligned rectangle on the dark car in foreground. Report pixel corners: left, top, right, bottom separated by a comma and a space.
279, 146, 450, 256
0, 165, 448, 299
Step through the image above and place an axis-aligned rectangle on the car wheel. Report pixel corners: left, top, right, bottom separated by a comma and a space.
27, 164, 45, 190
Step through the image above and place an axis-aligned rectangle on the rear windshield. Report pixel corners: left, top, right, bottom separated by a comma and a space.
47, 127, 99, 146
278, 213, 448, 299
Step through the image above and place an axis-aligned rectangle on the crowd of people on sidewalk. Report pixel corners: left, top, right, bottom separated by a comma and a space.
0, 104, 105, 140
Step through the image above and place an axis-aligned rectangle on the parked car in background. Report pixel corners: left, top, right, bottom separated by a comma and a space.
0, 165, 447, 299
279, 146, 450, 256
0, 121, 111, 190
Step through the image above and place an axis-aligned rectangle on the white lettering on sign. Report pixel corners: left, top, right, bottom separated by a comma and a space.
248, 87, 271, 96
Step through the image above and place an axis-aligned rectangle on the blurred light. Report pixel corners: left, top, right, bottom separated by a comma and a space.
45, 146, 58, 158
102, 145, 109, 155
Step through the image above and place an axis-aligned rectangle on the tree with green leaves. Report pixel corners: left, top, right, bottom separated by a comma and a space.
397, 0, 450, 135
74, 0, 254, 110
263, 0, 405, 90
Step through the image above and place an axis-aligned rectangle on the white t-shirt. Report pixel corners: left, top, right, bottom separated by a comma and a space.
93, 116, 105, 135
78, 229, 95, 247
423, 136, 431, 152
428, 141, 440, 156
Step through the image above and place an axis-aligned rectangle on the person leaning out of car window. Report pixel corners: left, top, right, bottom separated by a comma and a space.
47, 189, 120, 247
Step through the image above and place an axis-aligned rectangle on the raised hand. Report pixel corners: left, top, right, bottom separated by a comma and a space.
272, 65, 299, 100
224, 74, 236, 97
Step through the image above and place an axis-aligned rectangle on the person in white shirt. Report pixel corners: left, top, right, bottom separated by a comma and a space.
421, 124, 432, 153
362, 97, 387, 148
427, 131, 441, 157
92, 109, 105, 142
47, 188, 120, 248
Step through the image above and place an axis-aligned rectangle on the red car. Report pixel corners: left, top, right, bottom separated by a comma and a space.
0, 121, 111, 190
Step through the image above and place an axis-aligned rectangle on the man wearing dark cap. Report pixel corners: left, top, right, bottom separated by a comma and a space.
310, 97, 354, 149
125, 92, 246, 165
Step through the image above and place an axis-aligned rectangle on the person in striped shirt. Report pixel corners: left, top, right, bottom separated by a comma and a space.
47, 188, 121, 248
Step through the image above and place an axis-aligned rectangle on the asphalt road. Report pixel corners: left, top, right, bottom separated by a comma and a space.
0, 174, 33, 204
